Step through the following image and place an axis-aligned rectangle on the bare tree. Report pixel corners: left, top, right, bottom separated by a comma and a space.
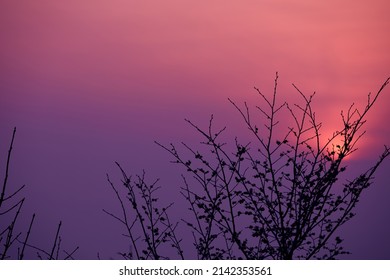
106, 74, 389, 259
104, 163, 184, 260
0, 128, 79, 259
154, 73, 390, 259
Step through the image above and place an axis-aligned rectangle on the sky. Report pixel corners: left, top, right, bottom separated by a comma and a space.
1, 0, 389, 259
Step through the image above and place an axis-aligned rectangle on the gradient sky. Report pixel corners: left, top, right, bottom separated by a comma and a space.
1, 1, 389, 259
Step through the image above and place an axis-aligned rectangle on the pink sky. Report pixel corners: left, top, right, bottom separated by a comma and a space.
2, 1, 389, 153
1, 1, 389, 259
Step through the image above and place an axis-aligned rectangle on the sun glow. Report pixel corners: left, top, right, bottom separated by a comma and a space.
319, 128, 361, 162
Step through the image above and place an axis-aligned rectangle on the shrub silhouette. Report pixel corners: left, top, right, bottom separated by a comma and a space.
107, 74, 389, 260
0, 128, 78, 259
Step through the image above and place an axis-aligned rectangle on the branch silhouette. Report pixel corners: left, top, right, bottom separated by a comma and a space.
0, 128, 79, 259
108, 74, 389, 260
104, 163, 184, 260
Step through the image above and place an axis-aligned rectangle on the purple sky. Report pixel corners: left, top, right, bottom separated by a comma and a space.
1, 1, 389, 259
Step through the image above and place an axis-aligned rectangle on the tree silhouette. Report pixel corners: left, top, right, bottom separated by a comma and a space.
104, 165, 184, 260
108, 74, 389, 259
0, 128, 79, 259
